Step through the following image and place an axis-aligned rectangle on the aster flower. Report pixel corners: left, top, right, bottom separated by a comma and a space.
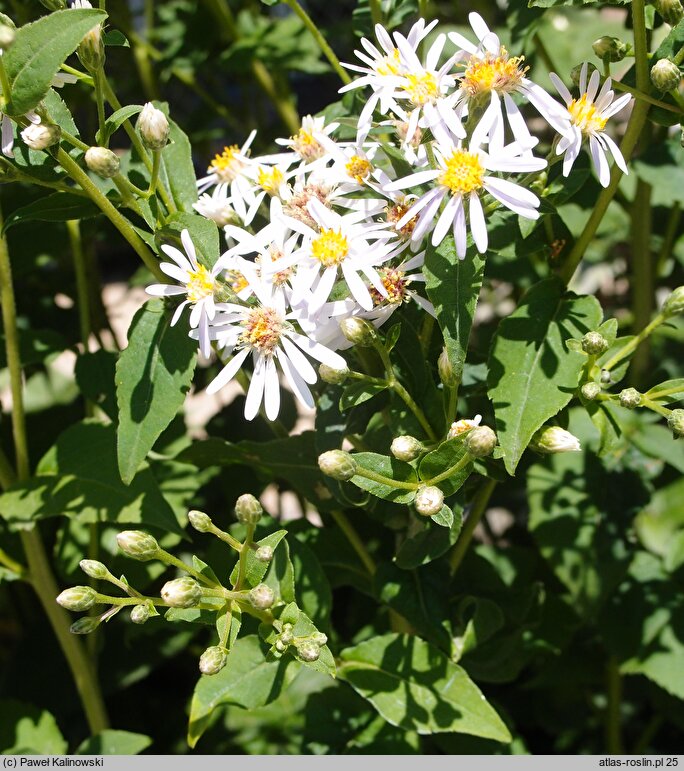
145, 229, 221, 358
193, 183, 239, 228
274, 114, 339, 166
364, 251, 436, 326
204, 282, 347, 420
196, 130, 257, 204
448, 414, 482, 439
550, 63, 632, 187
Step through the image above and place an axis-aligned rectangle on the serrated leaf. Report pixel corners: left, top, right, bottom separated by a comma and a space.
339, 381, 388, 411
0, 701, 67, 754
395, 504, 463, 569
418, 438, 472, 495
97, 104, 143, 146
229, 530, 288, 588
116, 298, 197, 484
161, 119, 198, 212
349, 452, 417, 504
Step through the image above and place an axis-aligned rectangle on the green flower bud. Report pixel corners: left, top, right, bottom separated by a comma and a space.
318, 449, 357, 481
437, 347, 459, 387
667, 409, 684, 439
571, 62, 598, 87
116, 531, 160, 561
248, 583, 275, 610
339, 317, 376, 346
0, 24, 16, 50
619, 387, 642, 409
160, 577, 202, 608
79, 559, 110, 580
465, 425, 497, 458
275, 639, 287, 652
581, 382, 601, 401
593, 36, 628, 62
655, 0, 684, 26
318, 363, 349, 385
530, 426, 581, 454
137, 102, 170, 151
57, 585, 98, 612
70, 616, 101, 635
390, 435, 424, 462
130, 604, 151, 625
84, 146, 120, 179
312, 632, 328, 646
235, 493, 263, 525
21, 123, 61, 151
581, 331, 609, 356
663, 286, 684, 317
188, 509, 213, 533
280, 625, 294, 645
199, 646, 227, 676
651, 59, 682, 92
414, 485, 444, 517
77, 18, 105, 74
255, 545, 274, 563
297, 641, 321, 662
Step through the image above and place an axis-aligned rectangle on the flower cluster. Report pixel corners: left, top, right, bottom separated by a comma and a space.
147, 14, 633, 421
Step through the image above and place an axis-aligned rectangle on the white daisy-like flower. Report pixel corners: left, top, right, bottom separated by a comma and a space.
145, 229, 221, 358
364, 251, 436, 326
196, 130, 257, 204
204, 282, 347, 420
385, 105, 546, 257
274, 114, 339, 166
193, 183, 239, 228
274, 197, 400, 312
550, 63, 632, 187
448, 414, 482, 439
239, 159, 300, 225
448, 13, 569, 145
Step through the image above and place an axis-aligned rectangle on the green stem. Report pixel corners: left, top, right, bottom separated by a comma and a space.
157, 551, 220, 588
66, 220, 91, 350
640, 396, 672, 418
0, 54, 12, 108
656, 203, 681, 276
603, 312, 666, 371
330, 510, 376, 575
282, 0, 352, 85
632, 715, 663, 754
605, 656, 624, 754
612, 80, 681, 114
0, 443, 16, 489
448, 478, 496, 576
369, 0, 382, 26
0, 547, 26, 578
354, 465, 419, 490
147, 149, 160, 197
93, 70, 107, 146
418, 0, 428, 20
674, 43, 684, 67
425, 452, 472, 487
630, 173, 654, 384
207, 524, 243, 553
235, 524, 255, 591
445, 385, 458, 427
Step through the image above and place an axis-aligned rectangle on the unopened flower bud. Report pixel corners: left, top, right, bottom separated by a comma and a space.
663, 286, 684, 317
275, 639, 287, 652
571, 62, 598, 87
297, 641, 321, 662
79, 559, 110, 580
160, 577, 202, 608
21, 123, 61, 151
70, 616, 101, 635
414, 485, 444, 517
390, 435, 424, 462
137, 102, 170, 151
116, 531, 160, 561
199, 646, 227, 676
667, 409, 684, 438
651, 59, 682, 92
0, 24, 16, 50
437, 347, 459, 387
601, 369, 612, 384
57, 585, 97, 612
655, 0, 684, 26
465, 425, 497, 458
318, 449, 357, 481
130, 604, 151, 624
581, 382, 601, 401
280, 625, 294, 645
530, 426, 581, 454
85, 146, 120, 179
248, 583, 275, 610
188, 510, 213, 533
339, 317, 376, 346
619, 387, 642, 409
593, 36, 628, 62
312, 632, 328, 645
77, 19, 105, 74
255, 545, 274, 563
235, 493, 263, 525
582, 331, 609, 356
318, 363, 350, 384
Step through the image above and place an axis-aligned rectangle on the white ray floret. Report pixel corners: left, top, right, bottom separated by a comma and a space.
196, 131, 257, 206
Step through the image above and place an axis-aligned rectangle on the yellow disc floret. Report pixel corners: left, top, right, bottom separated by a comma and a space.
462, 48, 527, 96
257, 166, 285, 195
440, 149, 485, 196
345, 155, 372, 184
386, 200, 417, 239
405, 72, 439, 106
370, 268, 408, 306
311, 229, 349, 267
568, 94, 608, 134
240, 307, 283, 354
376, 48, 402, 76
290, 128, 325, 161
186, 265, 215, 303
209, 145, 245, 182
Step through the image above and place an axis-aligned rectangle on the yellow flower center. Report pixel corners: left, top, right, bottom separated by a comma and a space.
462, 48, 527, 96
376, 48, 402, 76
290, 128, 325, 161
226, 270, 248, 295
568, 94, 608, 134
386, 200, 417, 239
345, 155, 372, 184
311, 229, 349, 267
186, 265, 215, 303
257, 166, 284, 195
439, 150, 485, 196
405, 72, 439, 106
240, 307, 283, 354
449, 418, 479, 438
371, 268, 408, 306
209, 145, 244, 182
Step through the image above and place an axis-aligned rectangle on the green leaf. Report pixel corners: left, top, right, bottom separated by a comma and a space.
645, 378, 684, 404
229, 530, 288, 588
339, 381, 388, 411
96, 104, 143, 146
103, 29, 130, 47
2, 192, 100, 233
0, 701, 67, 754
0, 328, 66, 369
158, 213, 220, 268
75, 349, 118, 421
418, 438, 472, 495
4, 8, 107, 116
338, 633, 511, 742
395, 504, 463, 569
76, 730, 152, 755
116, 298, 197, 484
161, 119, 199, 212
425, 235, 486, 387
188, 635, 299, 749
290, 536, 333, 632
350, 452, 417, 504
488, 278, 602, 474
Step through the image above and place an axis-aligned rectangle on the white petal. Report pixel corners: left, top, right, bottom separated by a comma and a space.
171, 300, 190, 326
589, 135, 610, 187
453, 200, 467, 258
263, 356, 281, 421
280, 336, 317, 384
469, 193, 487, 253
600, 131, 628, 174
146, 284, 186, 297
342, 264, 374, 311
206, 347, 250, 394
160, 244, 193, 273
287, 332, 347, 369
432, 194, 459, 246
277, 349, 315, 409
180, 229, 198, 268
385, 169, 441, 192
244, 355, 266, 420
